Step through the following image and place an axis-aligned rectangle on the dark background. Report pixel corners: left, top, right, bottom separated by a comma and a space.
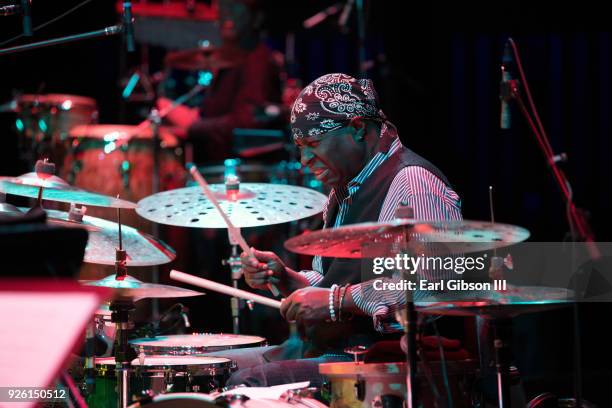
1, 0, 611, 404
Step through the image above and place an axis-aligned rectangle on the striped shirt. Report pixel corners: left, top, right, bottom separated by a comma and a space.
299, 131, 462, 332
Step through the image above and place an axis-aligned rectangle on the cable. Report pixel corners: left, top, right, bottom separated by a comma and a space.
0, 0, 96, 47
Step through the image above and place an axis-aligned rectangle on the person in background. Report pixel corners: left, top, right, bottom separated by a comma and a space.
157, 0, 282, 162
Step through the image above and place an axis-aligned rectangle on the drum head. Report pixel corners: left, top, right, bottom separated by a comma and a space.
130, 333, 266, 355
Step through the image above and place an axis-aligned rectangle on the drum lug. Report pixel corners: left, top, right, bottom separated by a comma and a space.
120, 160, 130, 189
355, 377, 366, 402
164, 368, 175, 392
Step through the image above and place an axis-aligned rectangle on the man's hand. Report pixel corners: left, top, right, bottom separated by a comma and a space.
156, 97, 199, 129
280, 287, 330, 324
240, 249, 287, 291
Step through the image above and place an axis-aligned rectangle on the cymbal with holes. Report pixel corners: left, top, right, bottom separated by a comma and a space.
284, 219, 530, 257
136, 183, 328, 228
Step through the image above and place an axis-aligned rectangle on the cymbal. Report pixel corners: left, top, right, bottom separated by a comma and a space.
81, 274, 203, 300
2, 206, 175, 266
42, 208, 175, 266
69, 124, 179, 147
136, 183, 328, 228
164, 46, 243, 71
416, 285, 573, 318
0, 172, 137, 209
284, 219, 531, 257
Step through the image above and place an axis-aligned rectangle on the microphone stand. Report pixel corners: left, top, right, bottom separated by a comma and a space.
0, 25, 122, 56
503, 38, 600, 408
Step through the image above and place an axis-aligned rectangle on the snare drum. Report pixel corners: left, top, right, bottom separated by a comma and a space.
319, 360, 478, 408
130, 334, 267, 356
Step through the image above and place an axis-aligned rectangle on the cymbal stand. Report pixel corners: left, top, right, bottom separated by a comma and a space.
143, 84, 206, 319
223, 159, 244, 334
225, 237, 243, 334
395, 204, 418, 408
112, 206, 134, 408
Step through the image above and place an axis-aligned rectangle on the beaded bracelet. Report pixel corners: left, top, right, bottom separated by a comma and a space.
329, 284, 338, 322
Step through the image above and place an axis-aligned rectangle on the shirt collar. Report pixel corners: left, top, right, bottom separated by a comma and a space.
332, 135, 401, 204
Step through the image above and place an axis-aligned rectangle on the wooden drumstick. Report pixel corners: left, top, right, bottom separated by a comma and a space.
188, 165, 281, 296
170, 270, 281, 309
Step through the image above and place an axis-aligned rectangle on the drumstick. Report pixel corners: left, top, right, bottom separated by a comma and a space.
170, 270, 281, 309
188, 165, 280, 296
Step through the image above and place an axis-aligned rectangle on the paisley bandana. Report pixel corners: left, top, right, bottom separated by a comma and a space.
290, 73, 389, 141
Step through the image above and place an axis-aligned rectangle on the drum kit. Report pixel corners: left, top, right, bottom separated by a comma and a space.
0, 93, 576, 408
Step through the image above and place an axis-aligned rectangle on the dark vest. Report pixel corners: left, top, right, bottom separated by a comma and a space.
303, 143, 452, 354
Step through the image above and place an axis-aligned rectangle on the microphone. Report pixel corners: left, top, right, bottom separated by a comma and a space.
500, 39, 514, 129
122, 1, 135, 52
338, 0, 355, 28
20, 0, 32, 36
303, 3, 342, 29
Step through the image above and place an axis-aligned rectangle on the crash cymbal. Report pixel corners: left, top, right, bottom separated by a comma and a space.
416, 285, 573, 318
81, 275, 203, 300
69, 124, 179, 147
0, 172, 137, 209
136, 183, 327, 228
41, 208, 175, 266
284, 219, 530, 257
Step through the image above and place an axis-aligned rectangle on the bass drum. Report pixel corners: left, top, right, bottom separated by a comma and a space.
137, 392, 328, 408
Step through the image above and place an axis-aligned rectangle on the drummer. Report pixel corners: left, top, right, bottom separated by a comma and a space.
157, 0, 282, 162
206, 73, 463, 387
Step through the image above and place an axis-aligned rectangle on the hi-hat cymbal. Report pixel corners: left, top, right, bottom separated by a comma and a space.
136, 183, 328, 228
284, 219, 530, 257
416, 285, 573, 318
81, 275, 203, 300
41, 208, 175, 266
0, 172, 137, 209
